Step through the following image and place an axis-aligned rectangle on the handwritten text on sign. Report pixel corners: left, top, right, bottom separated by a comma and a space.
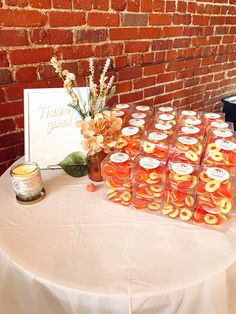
39, 105, 74, 135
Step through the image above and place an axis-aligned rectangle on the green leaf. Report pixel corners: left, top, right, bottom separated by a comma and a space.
67, 103, 86, 120
107, 86, 116, 100
58, 151, 88, 177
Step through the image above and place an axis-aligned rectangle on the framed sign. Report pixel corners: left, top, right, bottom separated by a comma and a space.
24, 87, 89, 169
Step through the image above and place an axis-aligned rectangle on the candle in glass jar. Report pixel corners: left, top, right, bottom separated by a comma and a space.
10, 162, 45, 204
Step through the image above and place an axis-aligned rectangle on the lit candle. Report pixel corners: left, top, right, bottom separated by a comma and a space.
10, 162, 45, 204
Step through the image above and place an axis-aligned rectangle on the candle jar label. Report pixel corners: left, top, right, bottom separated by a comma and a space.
10, 162, 45, 203
12, 173, 43, 200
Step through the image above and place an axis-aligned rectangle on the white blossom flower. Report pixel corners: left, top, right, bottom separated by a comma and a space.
51, 56, 115, 119
66, 72, 76, 81
107, 76, 114, 90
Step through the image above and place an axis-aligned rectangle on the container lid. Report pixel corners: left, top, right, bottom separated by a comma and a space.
110, 153, 129, 163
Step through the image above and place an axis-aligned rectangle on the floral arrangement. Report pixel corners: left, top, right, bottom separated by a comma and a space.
79, 110, 122, 155
50, 57, 116, 119
50, 56, 122, 177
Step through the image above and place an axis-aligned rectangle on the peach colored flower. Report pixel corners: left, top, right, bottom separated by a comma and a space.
79, 111, 122, 155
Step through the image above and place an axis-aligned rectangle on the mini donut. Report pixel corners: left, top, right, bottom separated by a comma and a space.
162, 205, 174, 215
121, 191, 131, 202
193, 142, 203, 155
146, 178, 160, 184
143, 141, 155, 154
211, 151, 223, 162
179, 208, 193, 221
144, 187, 153, 196
198, 194, 212, 203
189, 176, 197, 188
185, 195, 195, 207
150, 186, 162, 193
219, 198, 232, 214
204, 213, 219, 225
205, 180, 221, 192
199, 171, 211, 183
149, 172, 159, 180
106, 189, 117, 199
154, 193, 163, 199
168, 208, 179, 218
116, 137, 128, 149
121, 200, 130, 206
173, 173, 190, 181
176, 143, 189, 151
185, 150, 198, 162
207, 143, 221, 152
147, 201, 161, 211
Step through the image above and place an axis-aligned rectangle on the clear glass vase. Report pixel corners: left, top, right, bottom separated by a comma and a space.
87, 150, 107, 182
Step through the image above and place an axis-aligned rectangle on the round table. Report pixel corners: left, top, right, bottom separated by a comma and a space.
1, 162, 236, 314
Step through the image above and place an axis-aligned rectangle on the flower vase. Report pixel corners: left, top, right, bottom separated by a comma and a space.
87, 150, 107, 182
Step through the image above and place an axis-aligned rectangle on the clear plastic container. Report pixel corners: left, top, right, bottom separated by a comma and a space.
110, 110, 126, 122
202, 137, 236, 167
111, 103, 131, 116
155, 106, 177, 117
140, 131, 171, 159
206, 128, 235, 143
202, 112, 225, 126
102, 152, 133, 207
165, 161, 199, 194
148, 121, 175, 137
195, 164, 232, 230
161, 206, 194, 222
104, 176, 132, 189
155, 112, 177, 127
105, 188, 132, 206
193, 204, 227, 231
160, 189, 195, 222
163, 189, 196, 211
175, 124, 205, 141
126, 117, 148, 133
132, 183, 163, 200
131, 194, 163, 212
132, 104, 154, 116
177, 109, 202, 122
101, 152, 134, 180
132, 156, 167, 185
170, 135, 204, 164
196, 165, 233, 216
205, 121, 234, 137
181, 117, 203, 128
116, 126, 141, 159
130, 111, 150, 122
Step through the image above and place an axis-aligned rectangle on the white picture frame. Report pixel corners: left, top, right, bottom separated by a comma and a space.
24, 87, 89, 169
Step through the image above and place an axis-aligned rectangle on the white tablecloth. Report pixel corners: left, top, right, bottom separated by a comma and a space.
1, 161, 236, 314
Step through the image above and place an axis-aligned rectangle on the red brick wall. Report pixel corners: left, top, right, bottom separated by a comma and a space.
1, 0, 236, 174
